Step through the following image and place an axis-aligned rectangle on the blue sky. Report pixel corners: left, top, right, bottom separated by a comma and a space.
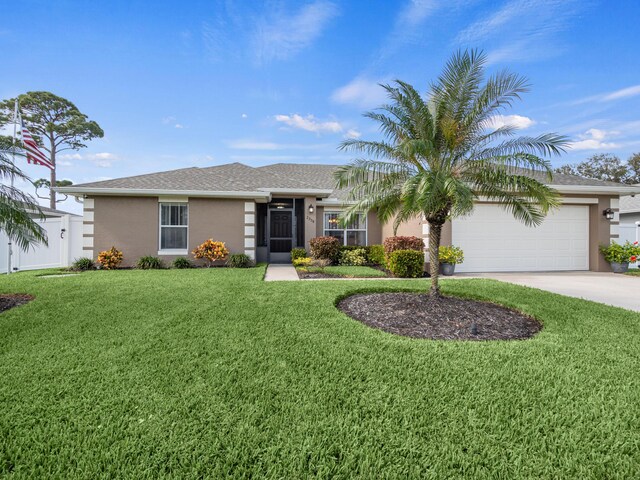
2, 0, 640, 213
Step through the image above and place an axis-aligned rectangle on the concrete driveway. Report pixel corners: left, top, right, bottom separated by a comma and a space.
457, 271, 640, 312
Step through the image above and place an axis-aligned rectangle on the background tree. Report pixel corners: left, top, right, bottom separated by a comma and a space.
0, 150, 47, 250
34, 178, 73, 203
336, 50, 567, 297
0, 91, 103, 209
555, 152, 640, 184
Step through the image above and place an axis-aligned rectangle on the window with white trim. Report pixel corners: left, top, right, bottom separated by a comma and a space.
323, 211, 367, 246
159, 203, 188, 251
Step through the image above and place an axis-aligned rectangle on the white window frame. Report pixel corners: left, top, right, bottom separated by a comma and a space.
323, 210, 368, 246
158, 201, 189, 255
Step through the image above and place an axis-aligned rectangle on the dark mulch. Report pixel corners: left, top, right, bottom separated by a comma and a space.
0, 294, 34, 314
337, 292, 542, 341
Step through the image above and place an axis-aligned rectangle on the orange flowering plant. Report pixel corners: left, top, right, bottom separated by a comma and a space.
192, 239, 229, 267
97, 246, 123, 270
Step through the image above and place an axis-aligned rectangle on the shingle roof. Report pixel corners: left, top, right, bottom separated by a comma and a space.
63, 162, 639, 199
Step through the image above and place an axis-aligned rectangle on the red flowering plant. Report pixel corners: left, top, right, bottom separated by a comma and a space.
192, 239, 229, 267
599, 241, 640, 264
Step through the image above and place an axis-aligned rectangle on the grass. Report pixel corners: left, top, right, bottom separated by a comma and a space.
625, 268, 640, 276
0, 267, 639, 478
299, 265, 388, 277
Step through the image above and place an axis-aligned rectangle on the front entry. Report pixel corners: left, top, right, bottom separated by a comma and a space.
269, 210, 293, 263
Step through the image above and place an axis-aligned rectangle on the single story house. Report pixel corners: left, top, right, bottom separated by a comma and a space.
56, 162, 640, 272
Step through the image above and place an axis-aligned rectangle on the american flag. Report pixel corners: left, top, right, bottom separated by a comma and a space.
18, 112, 53, 170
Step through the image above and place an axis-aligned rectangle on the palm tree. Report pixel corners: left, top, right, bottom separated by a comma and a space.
335, 50, 567, 297
0, 149, 47, 251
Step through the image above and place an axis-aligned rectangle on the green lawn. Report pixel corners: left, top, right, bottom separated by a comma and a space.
625, 268, 640, 276
1, 267, 639, 478
300, 265, 388, 277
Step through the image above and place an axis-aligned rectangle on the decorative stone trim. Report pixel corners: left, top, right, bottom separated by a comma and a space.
609, 197, 620, 242
244, 202, 256, 260
82, 198, 95, 258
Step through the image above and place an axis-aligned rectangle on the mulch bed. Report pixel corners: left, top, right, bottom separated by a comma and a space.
0, 294, 34, 314
337, 292, 541, 341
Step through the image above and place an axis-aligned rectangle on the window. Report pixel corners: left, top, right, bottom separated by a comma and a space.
159, 203, 188, 252
323, 211, 367, 246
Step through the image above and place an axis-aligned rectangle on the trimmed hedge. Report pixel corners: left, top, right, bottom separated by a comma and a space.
387, 250, 424, 278
366, 245, 385, 266
339, 248, 368, 266
383, 236, 424, 258
309, 236, 340, 262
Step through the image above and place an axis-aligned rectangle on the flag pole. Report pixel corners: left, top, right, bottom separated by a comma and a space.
7, 99, 18, 274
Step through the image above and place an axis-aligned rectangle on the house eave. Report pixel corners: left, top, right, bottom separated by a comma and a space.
550, 185, 640, 195
53, 187, 272, 200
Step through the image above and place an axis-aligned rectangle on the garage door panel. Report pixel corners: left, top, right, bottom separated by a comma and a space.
452, 204, 589, 272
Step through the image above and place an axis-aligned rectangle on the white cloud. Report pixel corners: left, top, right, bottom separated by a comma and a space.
455, 0, 582, 65
573, 84, 640, 105
162, 116, 184, 129
253, 1, 339, 64
94, 160, 112, 168
241, 113, 248, 119
57, 160, 73, 167
344, 129, 361, 139
90, 152, 116, 160
568, 129, 620, 151
331, 77, 389, 108
274, 114, 343, 133
174, 124, 184, 129
486, 114, 536, 130
59, 153, 83, 161
228, 139, 332, 150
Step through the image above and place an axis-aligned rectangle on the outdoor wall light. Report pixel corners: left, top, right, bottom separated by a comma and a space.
603, 207, 615, 220
308, 204, 314, 214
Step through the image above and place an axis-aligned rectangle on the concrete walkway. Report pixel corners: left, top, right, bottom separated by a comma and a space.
264, 264, 299, 281
457, 271, 640, 312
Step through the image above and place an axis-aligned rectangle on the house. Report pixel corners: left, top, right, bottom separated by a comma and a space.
619, 192, 640, 244
55, 162, 640, 272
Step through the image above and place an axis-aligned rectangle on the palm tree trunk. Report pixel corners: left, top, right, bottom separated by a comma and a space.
428, 221, 443, 297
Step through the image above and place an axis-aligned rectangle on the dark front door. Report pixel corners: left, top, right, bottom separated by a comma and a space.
270, 210, 293, 262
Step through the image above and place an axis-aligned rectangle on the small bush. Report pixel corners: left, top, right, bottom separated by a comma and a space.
600, 241, 640, 263
438, 245, 464, 265
97, 246, 123, 270
311, 258, 331, 272
366, 245, 385, 266
70, 257, 95, 271
192, 239, 229, 267
383, 236, 424, 257
173, 257, 193, 269
387, 250, 424, 278
226, 253, 254, 268
309, 236, 340, 262
293, 257, 313, 268
291, 248, 307, 261
137, 256, 164, 269
339, 248, 368, 266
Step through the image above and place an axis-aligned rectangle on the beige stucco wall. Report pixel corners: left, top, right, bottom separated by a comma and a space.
91, 196, 245, 267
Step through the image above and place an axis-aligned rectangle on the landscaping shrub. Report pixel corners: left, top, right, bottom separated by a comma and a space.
383, 236, 424, 258
599, 241, 640, 263
311, 258, 331, 272
97, 246, 123, 270
70, 257, 95, 272
387, 250, 424, 278
438, 245, 464, 265
309, 236, 340, 262
226, 253, 253, 268
290, 248, 307, 261
366, 245, 385, 266
293, 257, 313, 268
173, 257, 193, 269
136, 256, 164, 270
339, 247, 368, 266
192, 239, 229, 267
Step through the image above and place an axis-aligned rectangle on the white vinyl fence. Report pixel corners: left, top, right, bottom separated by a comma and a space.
1, 215, 83, 273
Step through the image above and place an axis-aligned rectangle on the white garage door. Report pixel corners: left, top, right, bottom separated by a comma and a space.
452, 204, 589, 272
